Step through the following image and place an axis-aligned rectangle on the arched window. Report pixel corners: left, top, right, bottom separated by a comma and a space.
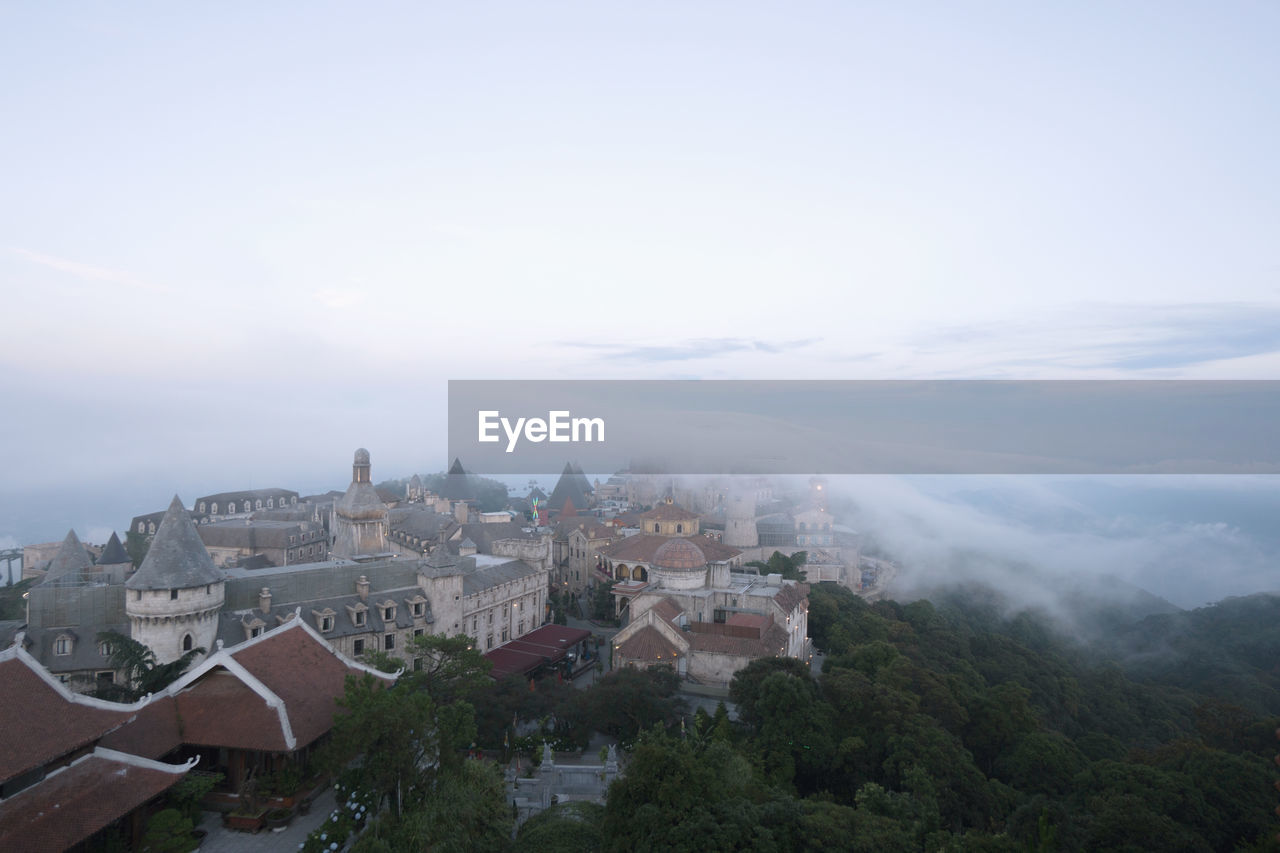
182, 634, 193, 652
676, 524, 683, 533
268, 498, 274, 508
138, 521, 146, 533
653, 524, 660, 533
255, 500, 262, 510
243, 501, 251, 513
211, 503, 218, 515
148, 522, 156, 534
199, 502, 206, 513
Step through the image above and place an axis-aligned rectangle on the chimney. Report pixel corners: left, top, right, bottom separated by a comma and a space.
357, 575, 370, 601
259, 587, 272, 614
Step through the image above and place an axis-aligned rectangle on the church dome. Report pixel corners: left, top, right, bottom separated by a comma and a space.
652, 538, 706, 570
354, 448, 371, 465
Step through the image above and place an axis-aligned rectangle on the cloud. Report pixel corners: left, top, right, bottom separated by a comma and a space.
828, 475, 1280, 612
564, 337, 821, 363
7, 247, 167, 294
912, 302, 1280, 374
312, 287, 367, 309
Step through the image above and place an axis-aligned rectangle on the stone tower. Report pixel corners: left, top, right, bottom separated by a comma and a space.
125, 496, 225, 664
723, 492, 758, 548
331, 448, 389, 558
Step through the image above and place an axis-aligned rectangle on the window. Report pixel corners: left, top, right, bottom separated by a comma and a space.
96, 671, 114, 685
383, 607, 394, 621
268, 498, 274, 508
321, 616, 334, 632
384, 633, 395, 651
98, 641, 112, 657
488, 612, 493, 625
501, 628, 509, 642
654, 524, 660, 532
199, 502, 206, 513
354, 610, 365, 626
138, 521, 146, 533
676, 524, 683, 533
55, 636, 71, 655
472, 617, 478, 631
211, 504, 218, 515
250, 627, 262, 638
170, 590, 179, 600
353, 639, 365, 656
135, 590, 142, 601
517, 619, 524, 635
414, 657, 423, 670
182, 634, 193, 651
413, 628, 423, 638
412, 602, 424, 617
255, 500, 262, 510
486, 634, 493, 650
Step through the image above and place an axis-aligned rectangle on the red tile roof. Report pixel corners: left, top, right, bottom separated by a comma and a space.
688, 622, 790, 658
484, 625, 592, 680
176, 671, 292, 752
230, 621, 373, 749
0, 654, 131, 785
650, 598, 684, 626
0, 749, 189, 853
97, 696, 182, 760
773, 583, 810, 614
616, 626, 682, 663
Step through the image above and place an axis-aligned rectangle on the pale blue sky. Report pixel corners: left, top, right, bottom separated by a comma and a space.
1, 3, 1279, 547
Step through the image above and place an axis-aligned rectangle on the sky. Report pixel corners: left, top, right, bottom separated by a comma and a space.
2, 3, 1278, 598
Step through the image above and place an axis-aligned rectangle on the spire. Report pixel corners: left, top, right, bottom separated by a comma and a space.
42, 529, 93, 583
126, 496, 222, 591
98, 531, 129, 566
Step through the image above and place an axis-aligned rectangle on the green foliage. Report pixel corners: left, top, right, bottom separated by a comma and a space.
577, 666, 684, 746
353, 761, 512, 853
590, 580, 617, 623
0, 577, 33, 621
140, 808, 196, 853
517, 802, 605, 853
168, 771, 223, 823
93, 631, 203, 702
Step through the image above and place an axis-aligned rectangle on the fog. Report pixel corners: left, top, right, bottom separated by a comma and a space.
825, 475, 1280, 612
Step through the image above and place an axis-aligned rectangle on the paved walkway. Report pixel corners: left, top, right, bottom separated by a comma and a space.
196, 786, 337, 853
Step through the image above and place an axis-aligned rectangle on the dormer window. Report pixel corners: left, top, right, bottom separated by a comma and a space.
55, 635, 72, 656
383, 607, 394, 621
347, 602, 369, 627
412, 602, 424, 617
313, 607, 336, 632
354, 610, 366, 626
98, 641, 112, 657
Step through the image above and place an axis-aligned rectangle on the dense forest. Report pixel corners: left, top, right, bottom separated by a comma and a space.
318, 582, 1280, 852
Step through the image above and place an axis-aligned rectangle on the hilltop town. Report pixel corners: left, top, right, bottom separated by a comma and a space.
0, 448, 886, 850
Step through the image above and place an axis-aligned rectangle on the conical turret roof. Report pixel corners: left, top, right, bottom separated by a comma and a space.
98, 531, 129, 566
438, 458, 475, 501
42, 529, 93, 582
126, 496, 222, 590
546, 463, 590, 515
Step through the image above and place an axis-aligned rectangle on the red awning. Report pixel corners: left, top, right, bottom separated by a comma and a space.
484, 625, 592, 680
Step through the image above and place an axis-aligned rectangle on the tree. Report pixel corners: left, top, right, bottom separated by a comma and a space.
516, 802, 605, 853
321, 674, 441, 817
579, 666, 684, 745
94, 631, 204, 702
353, 760, 513, 853
590, 581, 616, 623
140, 808, 197, 853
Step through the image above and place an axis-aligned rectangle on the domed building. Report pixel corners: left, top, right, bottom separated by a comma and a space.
330, 448, 390, 559
125, 496, 226, 665
602, 496, 811, 686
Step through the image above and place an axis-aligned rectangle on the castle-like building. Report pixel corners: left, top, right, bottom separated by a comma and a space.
15, 449, 552, 692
